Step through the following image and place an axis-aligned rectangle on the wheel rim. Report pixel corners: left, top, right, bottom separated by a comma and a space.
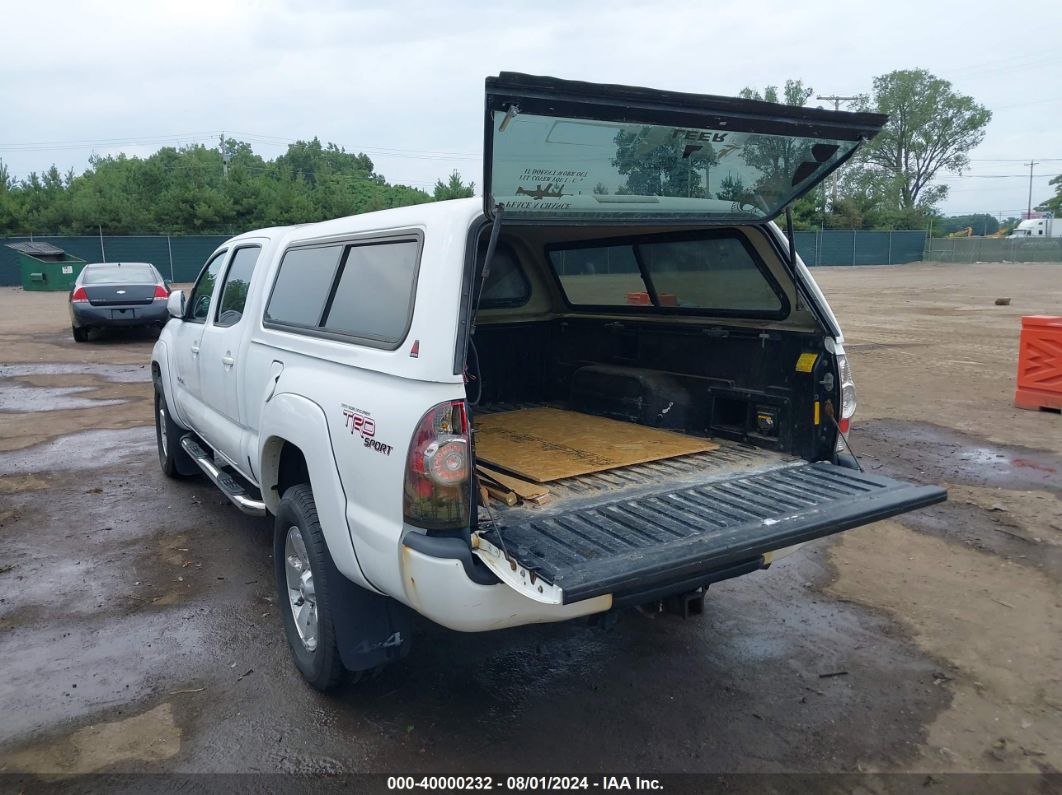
284, 526, 318, 652
158, 404, 168, 457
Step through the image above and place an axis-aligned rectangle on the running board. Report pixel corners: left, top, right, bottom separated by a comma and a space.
180, 436, 267, 517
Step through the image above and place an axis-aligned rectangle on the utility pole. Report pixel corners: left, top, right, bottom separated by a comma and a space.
1025, 160, 1039, 218
220, 132, 229, 179
816, 95, 860, 207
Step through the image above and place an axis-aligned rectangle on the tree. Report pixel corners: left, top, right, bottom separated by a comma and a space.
432, 170, 475, 200
611, 127, 717, 197
738, 80, 825, 227
1037, 174, 1062, 216
854, 69, 991, 214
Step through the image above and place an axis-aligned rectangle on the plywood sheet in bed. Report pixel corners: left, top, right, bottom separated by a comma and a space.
474, 407, 717, 483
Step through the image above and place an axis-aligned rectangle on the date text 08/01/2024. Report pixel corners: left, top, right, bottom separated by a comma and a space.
386, 776, 664, 791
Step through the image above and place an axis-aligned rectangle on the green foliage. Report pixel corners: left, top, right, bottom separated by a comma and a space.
1038, 174, 1062, 216
937, 214, 1000, 236
611, 128, 717, 198
0, 140, 454, 235
433, 170, 475, 200
853, 69, 991, 214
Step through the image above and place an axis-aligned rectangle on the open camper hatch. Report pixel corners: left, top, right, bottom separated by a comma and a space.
458, 73, 945, 607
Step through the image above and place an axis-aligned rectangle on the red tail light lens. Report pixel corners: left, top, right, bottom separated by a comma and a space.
153, 285, 169, 300
403, 401, 471, 531
71, 287, 89, 303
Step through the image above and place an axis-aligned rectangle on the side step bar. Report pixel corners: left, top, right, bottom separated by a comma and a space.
180, 436, 267, 517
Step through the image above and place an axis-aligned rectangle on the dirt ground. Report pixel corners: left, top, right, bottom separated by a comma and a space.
0, 262, 1059, 782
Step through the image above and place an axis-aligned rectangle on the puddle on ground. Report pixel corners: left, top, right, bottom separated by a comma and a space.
854, 419, 1061, 495
0, 427, 154, 474
0, 363, 151, 383
0, 383, 125, 412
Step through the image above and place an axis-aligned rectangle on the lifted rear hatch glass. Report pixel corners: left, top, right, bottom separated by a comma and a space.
484, 73, 887, 224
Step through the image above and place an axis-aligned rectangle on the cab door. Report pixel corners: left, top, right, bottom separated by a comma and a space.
196, 244, 263, 472
172, 249, 227, 429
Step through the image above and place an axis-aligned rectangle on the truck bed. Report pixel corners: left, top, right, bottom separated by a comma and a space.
472, 406, 946, 605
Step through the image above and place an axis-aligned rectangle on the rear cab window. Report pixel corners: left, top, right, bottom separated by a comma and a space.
264, 233, 422, 349
546, 230, 788, 317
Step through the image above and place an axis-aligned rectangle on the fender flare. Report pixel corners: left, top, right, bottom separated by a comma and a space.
258, 392, 377, 592
150, 340, 193, 430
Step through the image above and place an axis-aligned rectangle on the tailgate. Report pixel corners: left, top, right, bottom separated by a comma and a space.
475, 462, 945, 604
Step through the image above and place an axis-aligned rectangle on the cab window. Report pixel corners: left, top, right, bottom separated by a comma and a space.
188, 251, 227, 322
215, 246, 261, 327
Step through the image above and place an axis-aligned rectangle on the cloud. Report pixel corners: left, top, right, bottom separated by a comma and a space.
1, 0, 1060, 213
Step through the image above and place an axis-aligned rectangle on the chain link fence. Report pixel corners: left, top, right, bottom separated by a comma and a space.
924, 237, 1062, 263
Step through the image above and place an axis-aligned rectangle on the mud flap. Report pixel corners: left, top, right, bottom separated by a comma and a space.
323, 547, 413, 673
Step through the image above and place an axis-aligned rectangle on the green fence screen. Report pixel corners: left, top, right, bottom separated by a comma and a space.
1, 229, 932, 287
0, 235, 228, 286
925, 237, 1062, 263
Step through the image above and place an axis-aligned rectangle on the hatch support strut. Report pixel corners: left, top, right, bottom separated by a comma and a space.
471, 203, 505, 336
784, 204, 797, 268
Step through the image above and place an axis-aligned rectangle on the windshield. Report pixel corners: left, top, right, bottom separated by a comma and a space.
83, 264, 157, 285
547, 231, 786, 318
491, 113, 855, 223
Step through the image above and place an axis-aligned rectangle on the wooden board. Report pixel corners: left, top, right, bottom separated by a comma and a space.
477, 465, 551, 500
474, 408, 718, 483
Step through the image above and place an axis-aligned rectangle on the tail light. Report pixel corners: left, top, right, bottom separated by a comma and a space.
403, 400, 471, 531
835, 353, 856, 449
71, 287, 89, 303
153, 285, 170, 300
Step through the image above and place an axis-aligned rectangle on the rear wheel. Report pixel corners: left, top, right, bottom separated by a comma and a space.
154, 384, 193, 478
72, 325, 88, 343
275, 484, 345, 692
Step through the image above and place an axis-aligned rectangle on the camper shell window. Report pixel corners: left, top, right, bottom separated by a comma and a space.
545, 229, 789, 318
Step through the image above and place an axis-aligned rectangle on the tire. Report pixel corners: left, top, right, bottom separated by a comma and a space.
72, 325, 88, 343
274, 484, 345, 692
154, 384, 193, 478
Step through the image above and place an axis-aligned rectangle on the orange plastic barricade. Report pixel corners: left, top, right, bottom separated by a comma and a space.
1015, 315, 1062, 412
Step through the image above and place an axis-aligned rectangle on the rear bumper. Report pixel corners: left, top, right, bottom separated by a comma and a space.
397, 531, 611, 631
71, 301, 169, 328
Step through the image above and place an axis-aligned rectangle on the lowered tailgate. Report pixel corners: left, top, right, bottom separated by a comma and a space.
475, 462, 945, 605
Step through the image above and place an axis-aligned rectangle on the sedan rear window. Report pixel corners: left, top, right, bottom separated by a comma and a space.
547, 231, 786, 317
83, 265, 156, 285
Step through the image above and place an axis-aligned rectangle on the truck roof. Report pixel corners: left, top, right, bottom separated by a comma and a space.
227, 198, 484, 248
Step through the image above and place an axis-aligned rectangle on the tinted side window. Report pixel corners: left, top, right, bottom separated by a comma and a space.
478, 244, 530, 308
188, 252, 227, 322
265, 245, 344, 328
323, 240, 418, 343
215, 246, 261, 328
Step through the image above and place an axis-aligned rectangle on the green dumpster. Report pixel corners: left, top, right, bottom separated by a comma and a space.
4, 242, 88, 291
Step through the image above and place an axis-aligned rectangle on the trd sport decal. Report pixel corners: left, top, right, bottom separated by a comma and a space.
341, 405, 393, 456
342, 406, 375, 438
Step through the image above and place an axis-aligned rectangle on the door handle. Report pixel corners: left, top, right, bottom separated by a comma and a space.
222, 354, 235, 367
191, 344, 200, 356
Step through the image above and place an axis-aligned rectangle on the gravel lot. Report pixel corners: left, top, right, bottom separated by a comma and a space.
0, 262, 1059, 780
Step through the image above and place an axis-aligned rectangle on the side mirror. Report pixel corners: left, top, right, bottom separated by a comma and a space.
167, 289, 185, 319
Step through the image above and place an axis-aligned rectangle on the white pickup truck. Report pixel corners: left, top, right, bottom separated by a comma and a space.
152, 73, 946, 690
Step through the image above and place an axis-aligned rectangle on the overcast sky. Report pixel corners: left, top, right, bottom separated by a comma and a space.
2, 0, 1060, 220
